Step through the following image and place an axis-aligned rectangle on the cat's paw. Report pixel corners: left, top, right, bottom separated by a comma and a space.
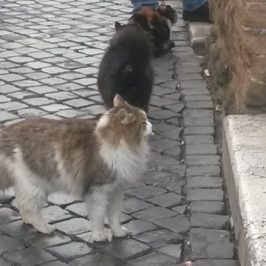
112, 226, 129, 238
92, 228, 113, 242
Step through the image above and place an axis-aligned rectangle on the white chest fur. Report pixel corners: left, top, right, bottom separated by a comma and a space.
99, 140, 150, 184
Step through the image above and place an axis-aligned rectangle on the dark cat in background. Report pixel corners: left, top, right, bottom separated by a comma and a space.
129, 4, 177, 56
97, 22, 154, 112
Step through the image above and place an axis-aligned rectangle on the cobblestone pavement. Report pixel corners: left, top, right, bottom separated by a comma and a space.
0, 0, 238, 265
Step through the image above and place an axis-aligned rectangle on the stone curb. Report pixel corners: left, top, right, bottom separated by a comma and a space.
223, 114, 266, 266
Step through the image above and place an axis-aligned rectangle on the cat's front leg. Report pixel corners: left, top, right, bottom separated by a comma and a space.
87, 186, 113, 242
107, 186, 128, 238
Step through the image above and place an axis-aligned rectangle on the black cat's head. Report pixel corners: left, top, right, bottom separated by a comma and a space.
157, 4, 178, 24
129, 7, 171, 56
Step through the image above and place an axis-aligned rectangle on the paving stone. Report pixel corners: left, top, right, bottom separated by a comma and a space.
18, 108, 47, 117
23, 97, 54, 106
69, 253, 130, 266
66, 202, 88, 217
0, 235, 24, 255
0, 84, 20, 94
55, 109, 85, 118
191, 228, 230, 243
0, 73, 24, 82
129, 252, 177, 266
186, 165, 221, 177
157, 244, 182, 259
46, 242, 92, 262
0, 101, 28, 111
186, 155, 220, 165
190, 201, 225, 214
132, 207, 176, 222
42, 261, 68, 266
155, 215, 190, 233
191, 213, 229, 229
0, 111, 18, 122
186, 144, 217, 155
41, 104, 70, 112
134, 229, 183, 248
187, 188, 224, 201
104, 238, 151, 260
187, 177, 223, 189
64, 98, 92, 108
3, 247, 56, 266
0, 207, 20, 224
0, 220, 37, 237
186, 100, 213, 109
193, 259, 238, 266
124, 219, 156, 235
123, 198, 153, 214
28, 85, 57, 94
27, 62, 51, 69
25, 232, 71, 249
41, 205, 72, 223
42, 66, 67, 74
55, 218, 91, 235
0, 258, 11, 266
184, 126, 214, 135
191, 240, 235, 259
126, 186, 167, 199
184, 135, 214, 144
147, 193, 183, 208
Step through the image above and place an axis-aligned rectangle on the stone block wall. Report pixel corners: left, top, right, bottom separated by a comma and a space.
208, 0, 266, 113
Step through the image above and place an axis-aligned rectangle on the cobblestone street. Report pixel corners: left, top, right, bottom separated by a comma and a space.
0, 0, 238, 265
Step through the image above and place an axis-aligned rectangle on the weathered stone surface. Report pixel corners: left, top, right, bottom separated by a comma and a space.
147, 193, 183, 208
187, 188, 224, 201
186, 144, 218, 155
191, 213, 229, 229
124, 219, 156, 235
187, 177, 223, 189
155, 215, 190, 233
3, 248, 56, 266
193, 259, 238, 266
55, 218, 91, 235
132, 207, 176, 222
157, 244, 182, 260
69, 253, 130, 266
46, 242, 92, 262
0, 235, 24, 255
134, 229, 184, 248
129, 252, 177, 266
104, 238, 151, 260
190, 201, 225, 214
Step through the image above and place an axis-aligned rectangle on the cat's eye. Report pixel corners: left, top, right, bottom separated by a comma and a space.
142, 121, 147, 126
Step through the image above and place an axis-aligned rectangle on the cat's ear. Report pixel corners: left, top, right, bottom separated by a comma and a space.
115, 22, 122, 31
113, 94, 128, 107
165, 5, 172, 12
118, 109, 136, 125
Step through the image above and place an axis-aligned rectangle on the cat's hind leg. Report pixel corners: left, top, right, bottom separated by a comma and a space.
14, 172, 55, 234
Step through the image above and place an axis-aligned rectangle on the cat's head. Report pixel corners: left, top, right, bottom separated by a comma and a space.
157, 4, 178, 24
96, 95, 152, 148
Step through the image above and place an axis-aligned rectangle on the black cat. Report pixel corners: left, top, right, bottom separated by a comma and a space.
97, 22, 154, 112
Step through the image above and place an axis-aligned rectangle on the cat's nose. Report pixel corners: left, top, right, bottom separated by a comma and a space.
145, 119, 153, 136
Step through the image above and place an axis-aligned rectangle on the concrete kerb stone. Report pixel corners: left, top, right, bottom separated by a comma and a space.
223, 114, 266, 266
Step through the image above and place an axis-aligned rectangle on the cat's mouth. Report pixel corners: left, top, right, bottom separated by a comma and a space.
144, 120, 153, 136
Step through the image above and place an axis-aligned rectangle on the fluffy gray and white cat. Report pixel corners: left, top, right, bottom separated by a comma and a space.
0, 95, 152, 242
